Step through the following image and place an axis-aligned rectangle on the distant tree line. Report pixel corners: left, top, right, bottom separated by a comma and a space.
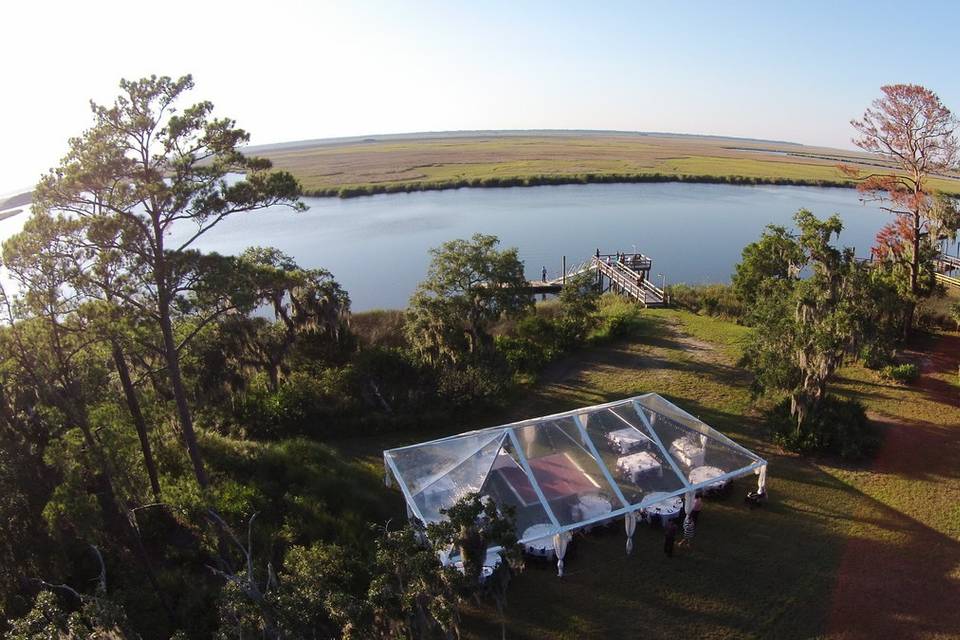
305, 172, 858, 199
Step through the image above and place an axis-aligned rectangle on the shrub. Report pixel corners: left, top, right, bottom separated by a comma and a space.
667, 283, 744, 319
350, 309, 409, 349
346, 346, 437, 415
592, 295, 645, 340
232, 371, 358, 440
436, 361, 511, 408
495, 334, 551, 373
767, 395, 879, 459
859, 341, 894, 370
880, 363, 919, 384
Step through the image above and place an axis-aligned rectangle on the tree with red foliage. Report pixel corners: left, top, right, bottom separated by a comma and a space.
843, 84, 960, 334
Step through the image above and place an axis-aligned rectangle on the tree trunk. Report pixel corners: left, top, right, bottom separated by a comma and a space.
790, 393, 807, 435
157, 293, 209, 490
111, 340, 162, 501
906, 205, 922, 336
902, 301, 916, 341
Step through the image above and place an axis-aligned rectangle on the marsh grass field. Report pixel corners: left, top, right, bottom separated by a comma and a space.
249, 132, 960, 198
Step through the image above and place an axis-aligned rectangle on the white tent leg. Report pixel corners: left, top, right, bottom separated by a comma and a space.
684, 491, 695, 517
757, 464, 767, 494
624, 512, 637, 554
554, 532, 571, 577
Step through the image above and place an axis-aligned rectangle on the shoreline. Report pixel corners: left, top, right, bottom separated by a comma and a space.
303, 172, 859, 199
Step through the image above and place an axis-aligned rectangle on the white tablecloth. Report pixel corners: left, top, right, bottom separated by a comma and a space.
616, 451, 662, 483
670, 437, 705, 467
606, 427, 648, 454
522, 523, 558, 557
689, 465, 727, 489
572, 494, 613, 522
643, 492, 683, 519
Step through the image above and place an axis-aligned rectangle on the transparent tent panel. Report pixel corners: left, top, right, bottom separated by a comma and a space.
482, 438, 558, 543
385, 430, 504, 496
636, 394, 759, 456
634, 397, 759, 484
582, 405, 687, 506
410, 433, 506, 523
384, 394, 765, 541
511, 417, 624, 527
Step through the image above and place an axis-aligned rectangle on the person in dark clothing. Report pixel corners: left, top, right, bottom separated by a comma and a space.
541, 266, 547, 282
690, 491, 703, 525
663, 518, 678, 557
680, 514, 695, 548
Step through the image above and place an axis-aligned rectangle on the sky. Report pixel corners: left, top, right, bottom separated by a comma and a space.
1, 0, 959, 195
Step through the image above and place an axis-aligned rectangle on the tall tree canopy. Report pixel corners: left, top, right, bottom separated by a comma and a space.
843, 84, 960, 333
406, 233, 531, 366
32, 74, 304, 490
736, 210, 879, 429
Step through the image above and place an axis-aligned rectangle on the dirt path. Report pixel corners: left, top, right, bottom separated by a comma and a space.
827, 333, 960, 639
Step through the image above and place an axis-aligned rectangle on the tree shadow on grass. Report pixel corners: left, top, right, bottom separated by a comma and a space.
824, 473, 960, 639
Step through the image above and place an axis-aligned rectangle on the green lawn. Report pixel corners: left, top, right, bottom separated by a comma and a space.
450, 310, 853, 638
338, 308, 960, 638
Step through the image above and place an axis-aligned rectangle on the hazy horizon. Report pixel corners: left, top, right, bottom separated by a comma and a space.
2, 0, 958, 194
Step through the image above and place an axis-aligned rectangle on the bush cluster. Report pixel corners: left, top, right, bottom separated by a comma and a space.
880, 363, 919, 384
767, 395, 879, 459
667, 283, 744, 319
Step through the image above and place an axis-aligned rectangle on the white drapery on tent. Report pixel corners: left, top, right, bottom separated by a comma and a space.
383, 394, 767, 574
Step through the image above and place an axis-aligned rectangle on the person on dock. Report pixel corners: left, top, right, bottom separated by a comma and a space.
541, 266, 547, 282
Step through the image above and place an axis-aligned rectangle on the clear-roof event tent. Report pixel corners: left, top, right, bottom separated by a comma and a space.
383, 394, 768, 575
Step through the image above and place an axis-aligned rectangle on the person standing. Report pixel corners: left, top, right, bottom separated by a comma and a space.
541, 265, 547, 282
690, 491, 703, 525
679, 513, 696, 548
663, 518, 678, 558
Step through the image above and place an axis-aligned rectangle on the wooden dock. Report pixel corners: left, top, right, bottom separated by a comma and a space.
527, 252, 667, 307
937, 253, 960, 288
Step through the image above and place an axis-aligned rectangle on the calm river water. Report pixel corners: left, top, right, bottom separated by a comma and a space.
2, 183, 949, 311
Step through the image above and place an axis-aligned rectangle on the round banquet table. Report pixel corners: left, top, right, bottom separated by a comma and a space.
574, 494, 613, 522
643, 492, 683, 522
688, 465, 727, 490
522, 523, 557, 557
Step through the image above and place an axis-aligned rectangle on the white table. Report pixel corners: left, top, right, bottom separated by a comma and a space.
522, 523, 558, 557
670, 437, 705, 468
643, 492, 683, 520
572, 494, 613, 522
606, 427, 649, 454
689, 465, 727, 490
616, 451, 662, 483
